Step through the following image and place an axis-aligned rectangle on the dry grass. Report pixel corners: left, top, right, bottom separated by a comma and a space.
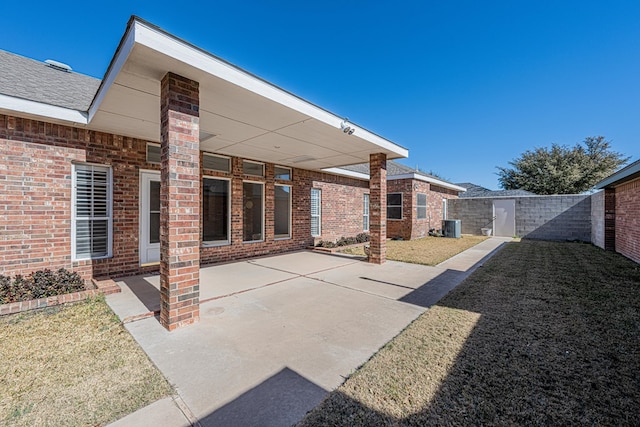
299, 240, 640, 426
0, 297, 172, 427
342, 235, 489, 265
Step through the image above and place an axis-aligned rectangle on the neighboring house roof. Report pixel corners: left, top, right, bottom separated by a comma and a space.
595, 159, 640, 189
326, 161, 466, 192
0, 16, 408, 171
0, 49, 101, 111
455, 182, 535, 198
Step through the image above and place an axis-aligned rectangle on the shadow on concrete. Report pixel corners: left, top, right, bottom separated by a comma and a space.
295, 241, 640, 426
118, 275, 160, 313
198, 367, 327, 427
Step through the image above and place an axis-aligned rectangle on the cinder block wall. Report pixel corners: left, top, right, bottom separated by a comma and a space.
591, 190, 605, 249
447, 198, 493, 235
448, 195, 592, 241
517, 195, 591, 241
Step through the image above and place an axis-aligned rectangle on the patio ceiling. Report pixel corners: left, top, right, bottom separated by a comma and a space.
87, 17, 408, 171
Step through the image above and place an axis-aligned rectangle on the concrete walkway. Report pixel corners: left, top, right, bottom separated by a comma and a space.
106, 237, 509, 427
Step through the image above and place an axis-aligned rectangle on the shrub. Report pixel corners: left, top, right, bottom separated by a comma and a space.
0, 268, 86, 304
356, 233, 370, 243
316, 234, 369, 249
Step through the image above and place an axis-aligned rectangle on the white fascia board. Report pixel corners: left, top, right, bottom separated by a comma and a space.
132, 20, 408, 158
595, 160, 640, 189
87, 22, 137, 122
389, 173, 466, 192
322, 167, 370, 180
0, 94, 88, 124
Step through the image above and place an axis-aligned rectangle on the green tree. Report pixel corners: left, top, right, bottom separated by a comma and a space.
497, 136, 629, 195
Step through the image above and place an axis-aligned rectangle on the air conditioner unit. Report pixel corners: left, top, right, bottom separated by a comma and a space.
442, 219, 461, 238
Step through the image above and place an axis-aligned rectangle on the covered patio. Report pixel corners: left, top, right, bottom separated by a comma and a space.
89, 17, 409, 330
106, 239, 507, 426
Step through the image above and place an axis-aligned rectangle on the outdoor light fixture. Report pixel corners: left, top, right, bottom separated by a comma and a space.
341, 119, 355, 135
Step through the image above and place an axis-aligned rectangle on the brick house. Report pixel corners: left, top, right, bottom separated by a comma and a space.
330, 162, 464, 240
594, 159, 640, 264
0, 17, 409, 329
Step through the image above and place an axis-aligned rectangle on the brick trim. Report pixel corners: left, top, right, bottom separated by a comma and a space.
0, 278, 121, 316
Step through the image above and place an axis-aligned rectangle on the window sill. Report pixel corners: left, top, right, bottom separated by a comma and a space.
202, 242, 230, 248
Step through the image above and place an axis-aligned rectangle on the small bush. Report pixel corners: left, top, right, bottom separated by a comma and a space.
356, 233, 370, 243
0, 269, 86, 304
316, 234, 369, 248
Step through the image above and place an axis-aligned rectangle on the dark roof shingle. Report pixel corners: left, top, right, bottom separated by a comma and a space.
455, 182, 534, 198
0, 50, 101, 111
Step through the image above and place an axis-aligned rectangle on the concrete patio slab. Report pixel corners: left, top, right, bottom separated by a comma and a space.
248, 250, 360, 275
107, 396, 191, 427
107, 237, 509, 427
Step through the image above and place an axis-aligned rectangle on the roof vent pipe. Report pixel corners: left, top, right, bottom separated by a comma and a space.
44, 59, 72, 73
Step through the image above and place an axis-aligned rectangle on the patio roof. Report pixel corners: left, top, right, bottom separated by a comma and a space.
0, 16, 408, 171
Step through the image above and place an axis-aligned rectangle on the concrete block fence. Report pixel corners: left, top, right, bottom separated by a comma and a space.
448, 194, 592, 242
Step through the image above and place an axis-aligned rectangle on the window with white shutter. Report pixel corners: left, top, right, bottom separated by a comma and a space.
72, 164, 112, 260
310, 188, 321, 237
417, 193, 427, 219
363, 194, 370, 231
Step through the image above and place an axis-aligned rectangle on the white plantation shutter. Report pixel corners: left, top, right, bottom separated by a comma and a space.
311, 188, 321, 237
73, 164, 112, 259
363, 194, 370, 231
417, 193, 427, 219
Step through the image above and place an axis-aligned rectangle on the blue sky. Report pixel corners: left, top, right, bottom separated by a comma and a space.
3, 1, 639, 189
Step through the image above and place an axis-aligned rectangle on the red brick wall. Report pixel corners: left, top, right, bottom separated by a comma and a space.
0, 113, 371, 279
386, 179, 458, 240
387, 179, 413, 240
0, 114, 157, 280
615, 178, 640, 264
198, 164, 369, 263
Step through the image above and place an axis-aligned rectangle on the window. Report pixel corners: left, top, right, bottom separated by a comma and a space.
363, 194, 370, 231
203, 178, 230, 244
311, 188, 321, 237
203, 153, 231, 173
274, 185, 291, 239
417, 193, 427, 219
146, 143, 161, 164
243, 182, 264, 241
243, 160, 264, 177
387, 193, 402, 220
73, 164, 112, 260
274, 166, 292, 180
442, 198, 448, 220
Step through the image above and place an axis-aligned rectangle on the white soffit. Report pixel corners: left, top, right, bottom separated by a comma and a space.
85, 17, 408, 169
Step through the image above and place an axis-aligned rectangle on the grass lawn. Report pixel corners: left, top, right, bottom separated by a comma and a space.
342, 235, 488, 266
298, 240, 640, 426
0, 297, 172, 427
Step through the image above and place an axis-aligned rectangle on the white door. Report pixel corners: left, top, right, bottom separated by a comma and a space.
493, 199, 515, 237
140, 171, 161, 265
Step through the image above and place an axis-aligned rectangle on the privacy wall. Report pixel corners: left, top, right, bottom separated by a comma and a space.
448, 195, 592, 241
591, 190, 605, 249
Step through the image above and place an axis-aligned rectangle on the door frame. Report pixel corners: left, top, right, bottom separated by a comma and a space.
139, 170, 161, 265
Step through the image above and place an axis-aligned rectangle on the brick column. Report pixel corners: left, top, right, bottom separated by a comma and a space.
369, 153, 387, 264
159, 73, 200, 331
604, 188, 616, 251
